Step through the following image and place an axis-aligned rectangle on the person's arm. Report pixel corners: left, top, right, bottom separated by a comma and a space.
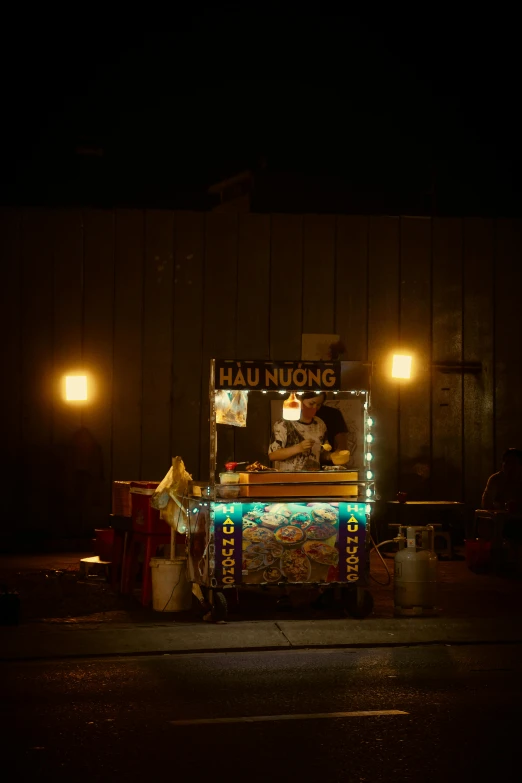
269, 420, 311, 464
269, 440, 313, 463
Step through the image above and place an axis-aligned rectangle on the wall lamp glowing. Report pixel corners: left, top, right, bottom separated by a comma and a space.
391, 354, 413, 379
64, 375, 88, 401
390, 355, 482, 380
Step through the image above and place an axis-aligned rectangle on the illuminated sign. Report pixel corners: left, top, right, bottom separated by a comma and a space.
337, 503, 367, 582
215, 360, 341, 391
213, 504, 243, 585
212, 501, 366, 586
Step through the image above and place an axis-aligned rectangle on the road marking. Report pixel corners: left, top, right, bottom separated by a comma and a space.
170, 710, 408, 726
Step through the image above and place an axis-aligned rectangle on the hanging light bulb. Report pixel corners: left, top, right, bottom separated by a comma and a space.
367, 417, 374, 427
365, 504, 371, 514
366, 487, 372, 498
366, 470, 373, 480
283, 392, 301, 421
366, 452, 373, 462
366, 433, 373, 443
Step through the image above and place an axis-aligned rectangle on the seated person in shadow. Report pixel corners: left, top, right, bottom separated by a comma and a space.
482, 448, 522, 545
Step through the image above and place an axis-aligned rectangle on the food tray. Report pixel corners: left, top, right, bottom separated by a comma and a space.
239, 471, 357, 484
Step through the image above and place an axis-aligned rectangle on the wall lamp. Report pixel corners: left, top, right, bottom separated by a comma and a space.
63, 374, 88, 401
389, 355, 483, 381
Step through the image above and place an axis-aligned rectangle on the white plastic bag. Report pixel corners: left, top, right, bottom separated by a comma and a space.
215, 390, 248, 427
151, 456, 192, 533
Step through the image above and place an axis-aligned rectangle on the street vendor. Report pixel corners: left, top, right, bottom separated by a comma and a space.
268, 392, 329, 471
313, 392, 350, 453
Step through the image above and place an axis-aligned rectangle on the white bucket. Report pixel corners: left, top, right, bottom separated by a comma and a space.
149, 557, 193, 612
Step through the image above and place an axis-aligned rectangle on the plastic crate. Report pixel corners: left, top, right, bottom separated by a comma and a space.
130, 482, 171, 535
112, 481, 132, 517
94, 528, 115, 562
465, 538, 492, 573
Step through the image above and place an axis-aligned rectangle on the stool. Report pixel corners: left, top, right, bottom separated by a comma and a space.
79, 556, 111, 580
472, 509, 521, 570
433, 531, 452, 559
94, 528, 115, 562
473, 510, 505, 547
121, 531, 171, 606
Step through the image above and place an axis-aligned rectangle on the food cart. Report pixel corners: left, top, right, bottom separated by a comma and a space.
186, 359, 376, 621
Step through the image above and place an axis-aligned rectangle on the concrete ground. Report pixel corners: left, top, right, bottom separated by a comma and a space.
1, 548, 522, 660
1, 547, 521, 625
2, 644, 521, 781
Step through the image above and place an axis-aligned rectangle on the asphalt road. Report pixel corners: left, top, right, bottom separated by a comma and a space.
1, 644, 520, 782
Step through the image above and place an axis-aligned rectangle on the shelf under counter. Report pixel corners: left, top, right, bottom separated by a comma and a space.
210, 495, 371, 503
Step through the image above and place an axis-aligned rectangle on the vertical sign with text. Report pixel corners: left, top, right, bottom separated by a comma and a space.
213, 503, 243, 585
337, 502, 367, 582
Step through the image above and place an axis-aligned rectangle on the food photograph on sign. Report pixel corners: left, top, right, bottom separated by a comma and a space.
213, 501, 367, 586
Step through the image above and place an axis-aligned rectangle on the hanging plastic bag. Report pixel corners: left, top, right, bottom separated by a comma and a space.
215, 390, 248, 427
150, 456, 192, 533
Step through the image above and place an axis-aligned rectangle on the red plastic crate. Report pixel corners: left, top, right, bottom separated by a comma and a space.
94, 528, 115, 562
112, 481, 132, 517
130, 482, 171, 535
465, 538, 492, 573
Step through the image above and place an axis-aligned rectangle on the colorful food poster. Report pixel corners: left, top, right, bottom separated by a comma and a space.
213, 501, 367, 585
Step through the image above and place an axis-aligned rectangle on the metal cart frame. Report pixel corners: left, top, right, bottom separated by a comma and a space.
189, 359, 376, 620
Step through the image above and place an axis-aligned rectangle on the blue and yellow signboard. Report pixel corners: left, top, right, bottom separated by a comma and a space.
211, 501, 367, 585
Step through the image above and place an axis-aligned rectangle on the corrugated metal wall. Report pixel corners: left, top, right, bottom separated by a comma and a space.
1, 209, 521, 538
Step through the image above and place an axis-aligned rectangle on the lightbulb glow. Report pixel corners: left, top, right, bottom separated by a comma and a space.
391, 354, 413, 379
366, 433, 373, 443
65, 375, 87, 401
366, 488, 372, 497
366, 452, 373, 461
366, 470, 373, 480
367, 417, 374, 427
365, 504, 371, 514
283, 392, 301, 421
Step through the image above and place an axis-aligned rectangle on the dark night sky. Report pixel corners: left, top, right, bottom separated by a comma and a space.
1, 8, 520, 214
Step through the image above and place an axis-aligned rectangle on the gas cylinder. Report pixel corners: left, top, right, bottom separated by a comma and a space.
394, 526, 438, 616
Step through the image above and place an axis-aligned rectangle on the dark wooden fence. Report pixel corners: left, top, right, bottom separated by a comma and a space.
1, 209, 521, 539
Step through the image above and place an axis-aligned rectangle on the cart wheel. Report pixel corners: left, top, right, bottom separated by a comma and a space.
211, 591, 228, 622
311, 588, 335, 610
344, 587, 374, 619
